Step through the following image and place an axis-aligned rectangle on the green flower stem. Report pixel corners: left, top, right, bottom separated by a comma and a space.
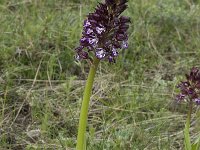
76, 57, 100, 150
184, 100, 193, 150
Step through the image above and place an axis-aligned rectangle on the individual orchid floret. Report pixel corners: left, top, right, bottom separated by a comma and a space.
176, 67, 200, 105
75, 0, 130, 63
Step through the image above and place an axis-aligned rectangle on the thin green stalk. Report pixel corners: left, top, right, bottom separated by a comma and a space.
76, 57, 100, 150
184, 100, 193, 150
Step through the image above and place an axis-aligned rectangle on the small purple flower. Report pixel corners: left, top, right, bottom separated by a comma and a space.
111, 48, 118, 57
86, 28, 93, 35
194, 98, 200, 105
75, 54, 81, 61
96, 48, 106, 59
96, 26, 105, 34
176, 67, 200, 106
108, 56, 115, 63
88, 38, 98, 46
176, 94, 186, 102
75, 0, 130, 62
121, 41, 128, 49
84, 20, 91, 28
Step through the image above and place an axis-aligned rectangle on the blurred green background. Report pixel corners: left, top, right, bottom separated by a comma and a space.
0, 0, 200, 149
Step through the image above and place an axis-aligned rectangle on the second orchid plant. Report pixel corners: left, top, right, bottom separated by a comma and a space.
75, 0, 130, 149
176, 67, 200, 150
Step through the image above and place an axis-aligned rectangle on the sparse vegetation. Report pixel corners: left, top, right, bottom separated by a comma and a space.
0, 0, 200, 149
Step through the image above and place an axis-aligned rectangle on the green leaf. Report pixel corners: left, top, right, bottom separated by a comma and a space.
191, 135, 200, 150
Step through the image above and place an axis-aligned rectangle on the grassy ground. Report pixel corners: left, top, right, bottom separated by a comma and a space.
0, 0, 200, 149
